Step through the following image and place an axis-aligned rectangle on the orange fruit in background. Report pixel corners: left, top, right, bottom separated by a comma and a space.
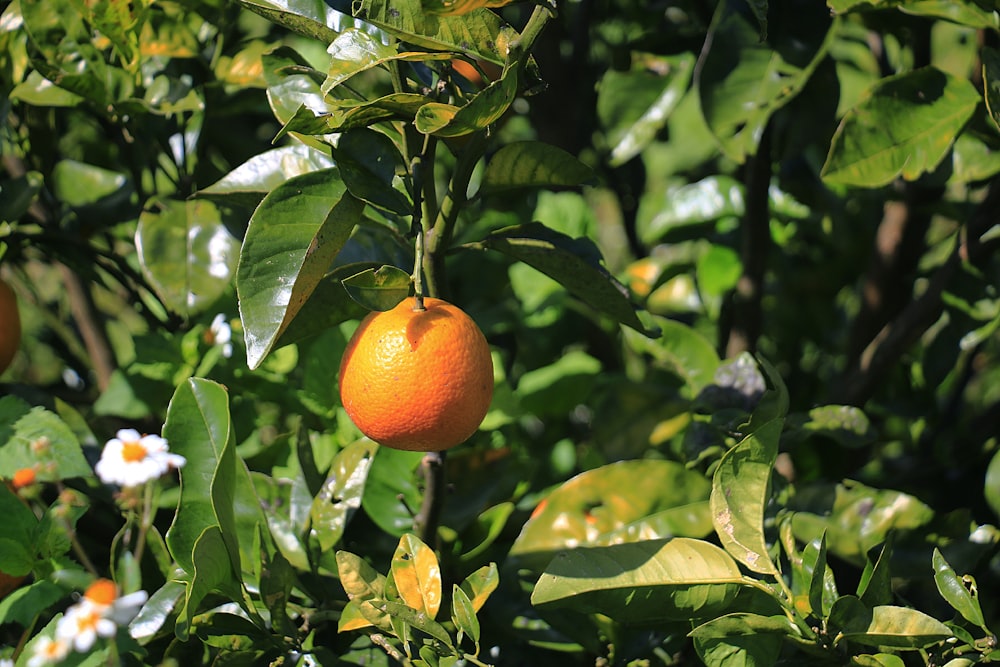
0, 279, 21, 375
338, 296, 494, 452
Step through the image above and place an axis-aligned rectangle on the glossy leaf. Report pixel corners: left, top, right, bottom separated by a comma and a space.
322, 28, 451, 94
354, 0, 521, 66
451, 584, 480, 646
175, 526, 247, 640
276, 93, 430, 138
238, 0, 385, 43
857, 539, 894, 607
272, 261, 380, 351
164, 379, 266, 581
509, 460, 713, 572
50, 159, 127, 206
0, 396, 92, 482
638, 175, 744, 245
309, 439, 378, 552
932, 548, 986, 629
236, 168, 364, 368
421, 0, 519, 16
597, 54, 695, 167
622, 317, 720, 395
822, 67, 979, 187
390, 534, 443, 619
805, 534, 838, 619
459, 563, 499, 613
336, 550, 389, 632
362, 447, 424, 536
836, 603, 953, 649
531, 537, 743, 623
474, 222, 655, 335
196, 144, 337, 209
697, 0, 832, 163
373, 599, 454, 648
130, 580, 185, 641
481, 141, 594, 194
690, 612, 789, 667
415, 66, 518, 136
711, 418, 781, 574
986, 448, 1000, 520
333, 129, 411, 215
340, 264, 411, 312
136, 199, 240, 318
790, 481, 935, 563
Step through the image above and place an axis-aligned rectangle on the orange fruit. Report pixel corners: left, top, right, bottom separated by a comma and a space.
338, 296, 494, 452
0, 279, 21, 375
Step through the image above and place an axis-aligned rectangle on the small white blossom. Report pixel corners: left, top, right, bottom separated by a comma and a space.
27, 636, 70, 667
95, 429, 185, 488
56, 599, 117, 652
1, 657, 15, 667
208, 313, 233, 358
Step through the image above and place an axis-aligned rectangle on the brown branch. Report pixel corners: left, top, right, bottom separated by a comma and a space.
723, 122, 773, 358
413, 451, 446, 548
833, 180, 1000, 406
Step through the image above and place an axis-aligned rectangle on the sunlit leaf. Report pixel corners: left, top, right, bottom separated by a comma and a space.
821, 67, 979, 187
0, 396, 92, 482
510, 459, 713, 571
309, 439, 378, 552
932, 549, 986, 629
390, 533, 442, 619
236, 168, 364, 368
196, 144, 337, 209
136, 199, 240, 318
532, 537, 743, 623
322, 27, 451, 94
481, 141, 594, 194
711, 418, 782, 574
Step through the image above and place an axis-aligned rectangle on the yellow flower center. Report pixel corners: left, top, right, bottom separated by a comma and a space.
121, 440, 148, 463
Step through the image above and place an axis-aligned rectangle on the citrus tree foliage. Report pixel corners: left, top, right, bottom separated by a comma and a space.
1, 0, 1000, 665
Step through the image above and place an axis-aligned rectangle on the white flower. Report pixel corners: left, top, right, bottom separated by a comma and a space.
27, 635, 70, 667
208, 313, 233, 358
56, 598, 117, 652
95, 429, 185, 488
108, 590, 148, 625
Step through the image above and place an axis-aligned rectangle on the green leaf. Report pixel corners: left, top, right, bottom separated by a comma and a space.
164, 379, 266, 582
238, 0, 386, 44
341, 265, 412, 312
308, 439, 378, 552
837, 603, 953, 649
421, 0, 521, 16
622, 317, 720, 396
821, 67, 979, 187
790, 481, 935, 563
415, 66, 518, 137
984, 46, 1000, 134
391, 533, 443, 619
0, 486, 36, 577
353, 0, 521, 66
362, 447, 424, 536
459, 563, 499, 613
481, 141, 594, 195
638, 175, 744, 245
852, 654, 907, 667
276, 93, 430, 138
0, 397, 92, 482
597, 54, 695, 167
9, 70, 84, 107
531, 537, 743, 623
475, 222, 655, 335
374, 599, 454, 648
805, 534, 838, 619
0, 580, 65, 628
195, 144, 336, 209
50, 159, 128, 207
176, 526, 247, 640
236, 168, 365, 369
136, 199, 240, 318
711, 418, 782, 574
697, 0, 832, 163
690, 612, 789, 667
333, 129, 411, 215
130, 580, 186, 641
323, 27, 451, 94
451, 584, 480, 646
857, 539, 893, 607
509, 459, 713, 572
986, 448, 1000, 520
932, 548, 987, 629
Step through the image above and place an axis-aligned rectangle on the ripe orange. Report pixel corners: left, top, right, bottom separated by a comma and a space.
0, 279, 21, 375
338, 296, 494, 452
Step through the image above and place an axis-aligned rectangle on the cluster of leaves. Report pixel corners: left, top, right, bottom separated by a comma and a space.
1, 0, 1000, 665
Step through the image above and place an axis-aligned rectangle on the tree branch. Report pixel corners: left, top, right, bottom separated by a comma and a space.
833, 180, 1000, 405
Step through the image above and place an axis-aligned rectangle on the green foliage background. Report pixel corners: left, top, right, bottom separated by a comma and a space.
2, 0, 1000, 665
